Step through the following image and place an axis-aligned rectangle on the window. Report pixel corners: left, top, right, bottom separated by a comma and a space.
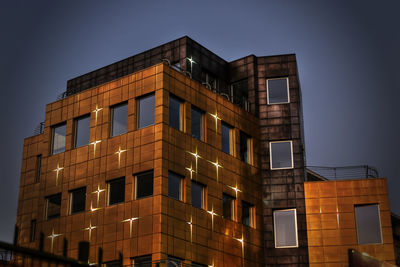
169, 94, 183, 131
191, 106, 204, 141
69, 187, 86, 214
107, 178, 125, 205
274, 209, 298, 248
221, 122, 233, 155
267, 78, 289, 104
74, 114, 90, 147
137, 94, 155, 129
132, 255, 152, 266
223, 194, 235, 220
355, 204, 382, 244
191, 181, 205, 209
168, 172, 183, 201
269, 141, 293, 170
240, 131, 251, 164
242, 201, 254, 227
30, 219, 36, 242
111, 102, 128, 137
136, 171, 153, 199
46, 193, 61, 220
168, 256, 183, 267
51, 123, 66, 155
230, 79, 249, 111
35, 155, 42, 182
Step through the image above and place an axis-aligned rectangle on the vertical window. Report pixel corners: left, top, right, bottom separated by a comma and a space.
242, 201, 254, 227
168, 172, 183, 201
46, 193, 61, 220
355, 204, 382, 244
107, 178, 125, 205
30, 219, 36, 242
191, 106, 204, 141
270, 141, 293, 170
35, 155, 42, 182
51, 123, 66, 155
169, 94, 183, 131
230, 79, 249, 111
111, 102, 128, 137
274, 209, 298, 248
221, 122, 233, 155
136, 171, 153, 199
137, 94, 155, 129
191, 181, 205, 209
240, 131, 251, 164
222, 193, 235, 220
74, 114, 91, 147
132, 255, 152, 266
69, 187, 86, 214
267, 78, 289, 104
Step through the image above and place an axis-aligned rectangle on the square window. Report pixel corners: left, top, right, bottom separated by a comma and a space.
270, 141, 293, 169
46, 193, 61, 220
169, 94, 183, 131
35, 155, 42, 183
242, 201, 254, 227
191, 181, 205, 209
51, 123, 66, 155
168, 172, 183, 201
107, 178, 125, 205
274, 209, 298, 248
267, 78, 289, 104
69, 187, 86, 214
137, 94, 155, 129
30, 219, 36, 242
191, 106, 205, 141
132, 255, 152, 266
74, 114, 91, 147
136, 171, 153, 199
355, 204, 382, 244
221, 122, 233, 155
111, 102, 128, 137
223, 193, 235, 220
240, 131, 251, 164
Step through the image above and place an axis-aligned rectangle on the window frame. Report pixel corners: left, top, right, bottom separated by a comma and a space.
221, 121, 233, 155
110, 102, 128, 137
69, 187, 86, 215
45, 193, 62, 220
222, 193, 235, 220
74, 114, 91, 148
191, 105, 205, 141
50, 122, 66, 155
269, 140, 294, 170
107, 177, 125, 206
35, 154, 42, 183
266, 77, 290, 105
137, 93, 155, 129
168, 171, 184, 201
354, 204, 383, 245
242, 201, 255, 227
135, 171, 154, 200
273, 208, 299, 248
239, 131, 252, 164
30, 219, 36, 242
169, 94, 184, 131
191, 181, 205, 209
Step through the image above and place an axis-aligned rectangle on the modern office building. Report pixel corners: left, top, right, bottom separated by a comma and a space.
15, 36, 397, 266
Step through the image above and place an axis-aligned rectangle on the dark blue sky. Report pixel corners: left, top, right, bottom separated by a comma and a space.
1, 0, 399, 242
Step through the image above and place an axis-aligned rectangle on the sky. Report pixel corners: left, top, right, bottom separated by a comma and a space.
0, 0, 399, 243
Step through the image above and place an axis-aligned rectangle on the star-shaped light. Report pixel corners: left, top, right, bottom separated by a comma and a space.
122, 217, 139, 237
89, 201, 100, 212
185, 164, 196, 180
227, 183, 241, 198
115, 146, 127, 168
186, 56, 197, 73
207, 157, 223, 182
187, 216, 193, 243
47, 229, 62, 252
208, 112, 221, 132
233, 233, 245, 266
187, 147, 201, 174
91, 184, 105, 206
92, 105, 103, 125
53, 163, 64, 185
90, 140, 101, 157
83, 221, 97, 241
207, 205, 219, 231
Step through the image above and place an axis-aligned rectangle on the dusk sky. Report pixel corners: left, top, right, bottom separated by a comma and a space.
1, 0, 399, 243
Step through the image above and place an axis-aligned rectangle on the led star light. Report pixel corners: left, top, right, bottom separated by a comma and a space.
122, 217, 139, 237
47, 229, 62, 253
53, 163, 64, 186
91, 184, 105, 206
92, 105, 103, 125
208, 112, 221, 132
83, 221, 97, 241
115, 146, 127, 168
90, 140, 101, 157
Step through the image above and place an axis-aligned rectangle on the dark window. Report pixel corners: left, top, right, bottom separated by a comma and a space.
74, 114, 91, 147
168, 256, 183, 267
242, 201, 254, 227
35, 155, 42, 182
274, 209, 298, 248
169, 94, 183, 131
137, 94, 155, 129
221, 122, 232, 155
267, 78, 289, 104
30, 219, 36, 242
270, 141, 293, 169
191, 106, 204, 141
223, 193, 235, 220
355, 204, 382, 244
230, 79, 249, 110
201, 70, 218, 91
111, 102, 128, 137
132, 255, 152, 266
240, 131, 251, 163
51, 123, 66, 155
108, 178, 125, 205
46, 193, 61, 220
70, 187, 86, 214
168, 172, 183, 201
191, 181, 204, 209
136, 171, 153, 199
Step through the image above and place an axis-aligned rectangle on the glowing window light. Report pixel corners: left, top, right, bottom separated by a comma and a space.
122, 217, 139, 238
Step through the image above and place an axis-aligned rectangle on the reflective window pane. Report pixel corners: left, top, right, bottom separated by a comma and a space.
111, 102, 128, 137
240, 131, 251, 163
274, 209, 298, 248
136, 171, 153, 199
108, 178, 125, 205
51, 123, 66, 155
223, 193, 235, 220
355, 204, 382, 244
75, 115, 90, 147
191, 106, 204, 141
168, 172, 183, 201
138, 94, 155, 129
267, 78, 289, 104
46, 193, 61, 220
221, 122, 232, 155
169, 95, 182, 131
270, 141, 293, 169
191, 181, 204, 209
242, 201, 253, 227
70, 187, 86, 214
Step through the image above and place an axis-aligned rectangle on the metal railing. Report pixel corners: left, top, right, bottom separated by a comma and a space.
33, 122, 45, 135
307, 165, 379, 180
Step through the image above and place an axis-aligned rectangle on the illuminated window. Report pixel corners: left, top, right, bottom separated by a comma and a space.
51, 123, 66, 155
69, 187, 86, 214
242, 201, 254, 227
35, 155, 42, 182
30, 219, 36, 242
168, 172, 183, 201
223, 193, 235, 220
274, 209, 298, 248
240, 131, 251, 164
355, 204, 382, 244
191, 106, 204, 141
191, 181, 205, 209
270, 141, 293, 170
221, 122, 233, 155
110, 102, 128, 137
107, 178, 125, 205
132, 255, 152, 266
137, 94, 155, 129
267, 78, 289, 104
136, 171, 153, 199
46, 193, 61, 220
74, 114, 90, 147
169, 94, 183, 131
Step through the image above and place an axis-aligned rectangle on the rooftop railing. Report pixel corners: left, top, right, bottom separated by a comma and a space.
307, 165, 379, 180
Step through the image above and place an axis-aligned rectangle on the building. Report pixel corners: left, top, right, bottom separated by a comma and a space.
15, 36, 397, 266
